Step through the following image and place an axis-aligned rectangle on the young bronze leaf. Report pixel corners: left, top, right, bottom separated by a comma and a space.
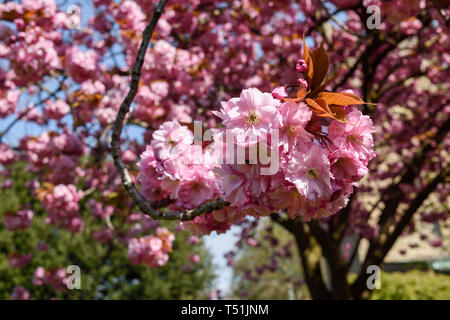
296, 86, 307, 100
316, 92, 365, 106
305, 97, 337, 120
309, 68, 342, 98
305, 98, 323, 112
330, 106, 347, 121
311, 42, 329, 90
282, 97, 303, 103
338, 92, 366, 101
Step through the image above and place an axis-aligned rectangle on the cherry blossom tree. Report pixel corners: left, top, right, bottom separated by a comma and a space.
0, 0, 448, 300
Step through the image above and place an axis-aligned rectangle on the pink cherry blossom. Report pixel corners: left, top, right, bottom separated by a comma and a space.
271, 86, 288, 100
0, 89, 19, 118
297, 78, 308, 89
42, 184, 84, 232
296, 59, 307, 73
187, 236, 201, 245
8, 253, 33, 268
3, 209, 34, 231
33, 267, 68, 293
151, 120, 194, 160
283, 143, 333, 201
328, 110, 376, 165
44, 99, 70, 120
329, 149, 369, 182
279, 101, 313, 152
127, 229, 174, 267
65, 46, 99, 83
189, 254, 200, 264
11, 286, 30, 300
213, 88, 282, 146
89, 199, 114, 219
0, 143, 15, 166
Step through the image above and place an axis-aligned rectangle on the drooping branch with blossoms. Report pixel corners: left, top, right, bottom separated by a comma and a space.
112, 0, 377, 234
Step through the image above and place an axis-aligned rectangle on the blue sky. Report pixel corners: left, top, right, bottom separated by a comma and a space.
204, 226, 240, 294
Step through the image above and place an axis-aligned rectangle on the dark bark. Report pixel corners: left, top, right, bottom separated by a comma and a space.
309, 221, 352, 299
271, 215, 332, 299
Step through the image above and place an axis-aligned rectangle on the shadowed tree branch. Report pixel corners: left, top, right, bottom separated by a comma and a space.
351, 162, 449, 299
271, 214, 332, 299
309, 221, 351, 299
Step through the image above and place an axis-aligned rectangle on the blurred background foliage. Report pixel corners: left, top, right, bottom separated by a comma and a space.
230, 221, 309, 300
370, 271, 450, 300
0, 161, 215, 299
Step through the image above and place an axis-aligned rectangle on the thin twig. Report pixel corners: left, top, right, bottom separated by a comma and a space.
317, 1, 365, 39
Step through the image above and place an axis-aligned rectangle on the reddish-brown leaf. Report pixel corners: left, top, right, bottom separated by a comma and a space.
316, 92, 365, 106
306, 98, 347, 122
296, 86, 308, 100
330, 106, 347, 121
305, 97, 335, 119
309, 68, 342, 98
311, 42, 329, 90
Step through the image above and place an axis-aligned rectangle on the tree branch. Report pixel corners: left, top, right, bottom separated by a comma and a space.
346, 235, 362, 273
317, 1, 365, 39
376, 116, 450, 228
309, 221, 351, 299
110, 0, 229, 221
382, 164, 449, 255
351, 164, 449, 299
271, 214, 332, 299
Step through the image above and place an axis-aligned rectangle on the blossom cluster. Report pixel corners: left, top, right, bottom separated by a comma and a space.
40, 184, 84, 232
0, 25, 61, 86
8, 252, 33, 268
127, 227, 175, 267
0, 144, 15, 166
44, 99, 70, 120
0, 89, 19, 118
3, 209, 34, 231
23, 131, 85, 184
213, 84, 375, 224
139, 68, 376, 234
89, 199, 114, 219
65, 47, 99, 83
33, 266, 68, 293
138, 121, 248, 235
11, 286, 30, 300
138, 121, 221, 209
